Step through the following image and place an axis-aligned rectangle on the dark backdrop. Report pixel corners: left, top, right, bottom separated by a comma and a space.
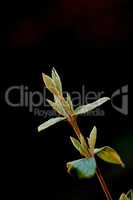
4, 0, 131, 199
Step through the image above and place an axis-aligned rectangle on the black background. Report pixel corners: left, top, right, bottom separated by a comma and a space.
4, 0, 131, 199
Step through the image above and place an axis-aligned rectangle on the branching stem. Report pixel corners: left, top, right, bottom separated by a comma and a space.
69, 117, 113, 200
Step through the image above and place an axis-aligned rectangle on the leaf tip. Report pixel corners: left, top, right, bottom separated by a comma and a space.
70, 136, 73, 140
42, 72, 46, 78
37, 126, 41, 132
42, 73, 47, 83
121, 162, 125, 168
93, 125, 97, 132
52, 67, 56, 72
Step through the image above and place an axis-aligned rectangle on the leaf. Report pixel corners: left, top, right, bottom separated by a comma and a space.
80, 133, 88, 153
75, 97, 110, 115
52, 68, 62, 94
47, 99, 67, 117
54, 95, 71, 117
42, 73, 58, 95
66, 93, 74, 112
119, 190, 133, 200
38, 117, 65, 132
88, 126, 97, 151
70, 136, 89, 157
70, 136, 82, 152
94, 146, 125, 167
66, 157, 96, 179
61, 97, 72, 114
126, 189, 133, 200
119, 193, 129, 200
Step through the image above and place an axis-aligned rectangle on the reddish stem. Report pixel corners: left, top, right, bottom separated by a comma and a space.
96, 166, 113, 200
69, 117, 113, 200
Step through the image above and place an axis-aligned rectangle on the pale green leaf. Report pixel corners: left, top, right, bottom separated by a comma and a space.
61, 98, 72, 114
89, 126, 97, 151
54, 93, 59, 103
52, 68, 62, 94
54, 95, 70, 117
80, 133, 88, 152
38, 117, 65, 132
119, 193, 129, 200
42, 73, 58, 95
47, 99, 67, 117
75, 97, 110, 115
94, 146, 125, 167
70, 136, 82, 153
66, 93, 74, 112
70, 136, 89, 157
66, 157, 96, 179
55, 97, 69, 117
127, 189, 133, 200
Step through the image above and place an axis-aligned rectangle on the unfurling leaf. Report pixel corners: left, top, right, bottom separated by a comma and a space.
66, 93, 74, 112
42, 73, 58, 95
52, 68, 62, 94
127, 189, 133, 200
88, 126, 97, 151
94, 146, 125, 167
70, 136, 89, 157
66, 157, 96, 179
75, 97, 110, 115
119, 193, 129, 200
38, 117, 65, 132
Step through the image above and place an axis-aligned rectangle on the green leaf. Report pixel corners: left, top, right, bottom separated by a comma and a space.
70, 136, 82, 153
80, 133, 88, 153
38, 117, 65, 132
119, 190, 133, 200
88, 126, 97, 151
54, 94, 71, 117
66, 157, 96, 179
47, 99, 67, 117
61, 97, 72, 114
75, 97, 110, 115
52, 68, 62, 94
66, 93, 74, 112
119, 193, 129, 200
42, 73, 58, 95
94, 146, 125, 167
126, 189, 133, 200
70, 136, 89, 157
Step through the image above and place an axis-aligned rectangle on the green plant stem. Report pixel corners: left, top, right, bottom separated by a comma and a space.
69, 118, 113, 200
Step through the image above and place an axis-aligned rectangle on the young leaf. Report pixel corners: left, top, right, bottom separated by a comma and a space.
61, 97, 72, 114
38, 117, 65, 132
119, 193, 129, 200
66, 157, 96, 179
94, 146, 125, 167
66, 93, 74, 112
89, 126, 97, 151
75, 97, 110, 115
47, 99, 67, 117
70, 136, 82, 153
126, 189, 133, 200
52, 68, 62, 94
70, 136, 89, 157
80, 133, 88, 153
42, 73, 58, 95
